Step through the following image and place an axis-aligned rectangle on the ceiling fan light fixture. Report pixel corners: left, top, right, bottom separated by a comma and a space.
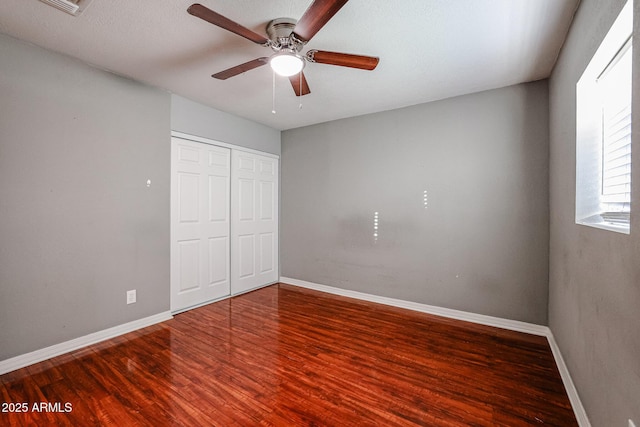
270, 51, 305, 77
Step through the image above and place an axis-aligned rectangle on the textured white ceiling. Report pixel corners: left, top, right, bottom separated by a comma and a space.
0, 0, 579, 130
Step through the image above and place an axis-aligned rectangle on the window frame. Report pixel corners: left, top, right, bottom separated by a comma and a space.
575, 0, 633, 234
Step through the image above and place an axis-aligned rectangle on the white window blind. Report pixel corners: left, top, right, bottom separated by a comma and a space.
599, 38, 632, 224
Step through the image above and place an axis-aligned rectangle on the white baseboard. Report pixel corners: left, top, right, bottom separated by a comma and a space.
0, 311, 173, 375
546, 332, 591, 426
280, 276, 591, 426
280, 277, 548, 335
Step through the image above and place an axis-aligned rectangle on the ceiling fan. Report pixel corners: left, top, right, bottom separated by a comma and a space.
187, 0, 380, 96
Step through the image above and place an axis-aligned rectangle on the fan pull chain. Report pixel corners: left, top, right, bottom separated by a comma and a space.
299, 71, 303, 110
272, 70, 276, 114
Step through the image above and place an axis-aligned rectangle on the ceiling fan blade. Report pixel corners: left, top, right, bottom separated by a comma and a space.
212, 57, 269, 80
292, 0, 350, 43
289, 72, 311, 96
307, 50, 379, 70
188, 4, 270, 45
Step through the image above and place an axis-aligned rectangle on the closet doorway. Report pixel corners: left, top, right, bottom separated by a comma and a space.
170, 135, 278, 313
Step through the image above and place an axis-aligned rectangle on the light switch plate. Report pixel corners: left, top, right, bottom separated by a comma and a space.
127, 290, 136, 305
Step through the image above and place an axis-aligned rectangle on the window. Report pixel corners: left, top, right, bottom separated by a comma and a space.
576, 0, 633, 234
600, 39, 632, 224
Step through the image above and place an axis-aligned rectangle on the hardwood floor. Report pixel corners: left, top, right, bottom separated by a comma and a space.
0, 283, 577, 426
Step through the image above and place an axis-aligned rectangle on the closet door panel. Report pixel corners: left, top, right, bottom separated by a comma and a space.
171, 138, 231, 312
231, 151, 278, 294
238, 234, 256, 278
259, 232, 275, 274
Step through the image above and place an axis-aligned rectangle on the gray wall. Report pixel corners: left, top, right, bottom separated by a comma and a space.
0, 34, 171, 360
281, 81, 550, 324
549, 0, 640, 425
171, 95, 281, 155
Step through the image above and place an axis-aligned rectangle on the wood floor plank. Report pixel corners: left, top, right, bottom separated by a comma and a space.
0, 283, 577, 426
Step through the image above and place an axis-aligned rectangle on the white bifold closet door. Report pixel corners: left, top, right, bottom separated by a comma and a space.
171, 138, 231, 312
230, 150, 279, 295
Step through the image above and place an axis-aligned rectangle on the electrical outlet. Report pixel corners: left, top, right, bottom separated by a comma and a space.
629, 419, 637, 427
126, 290, 136, 305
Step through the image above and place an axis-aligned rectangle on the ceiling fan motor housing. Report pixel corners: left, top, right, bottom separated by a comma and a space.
267, 18, 300, 50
